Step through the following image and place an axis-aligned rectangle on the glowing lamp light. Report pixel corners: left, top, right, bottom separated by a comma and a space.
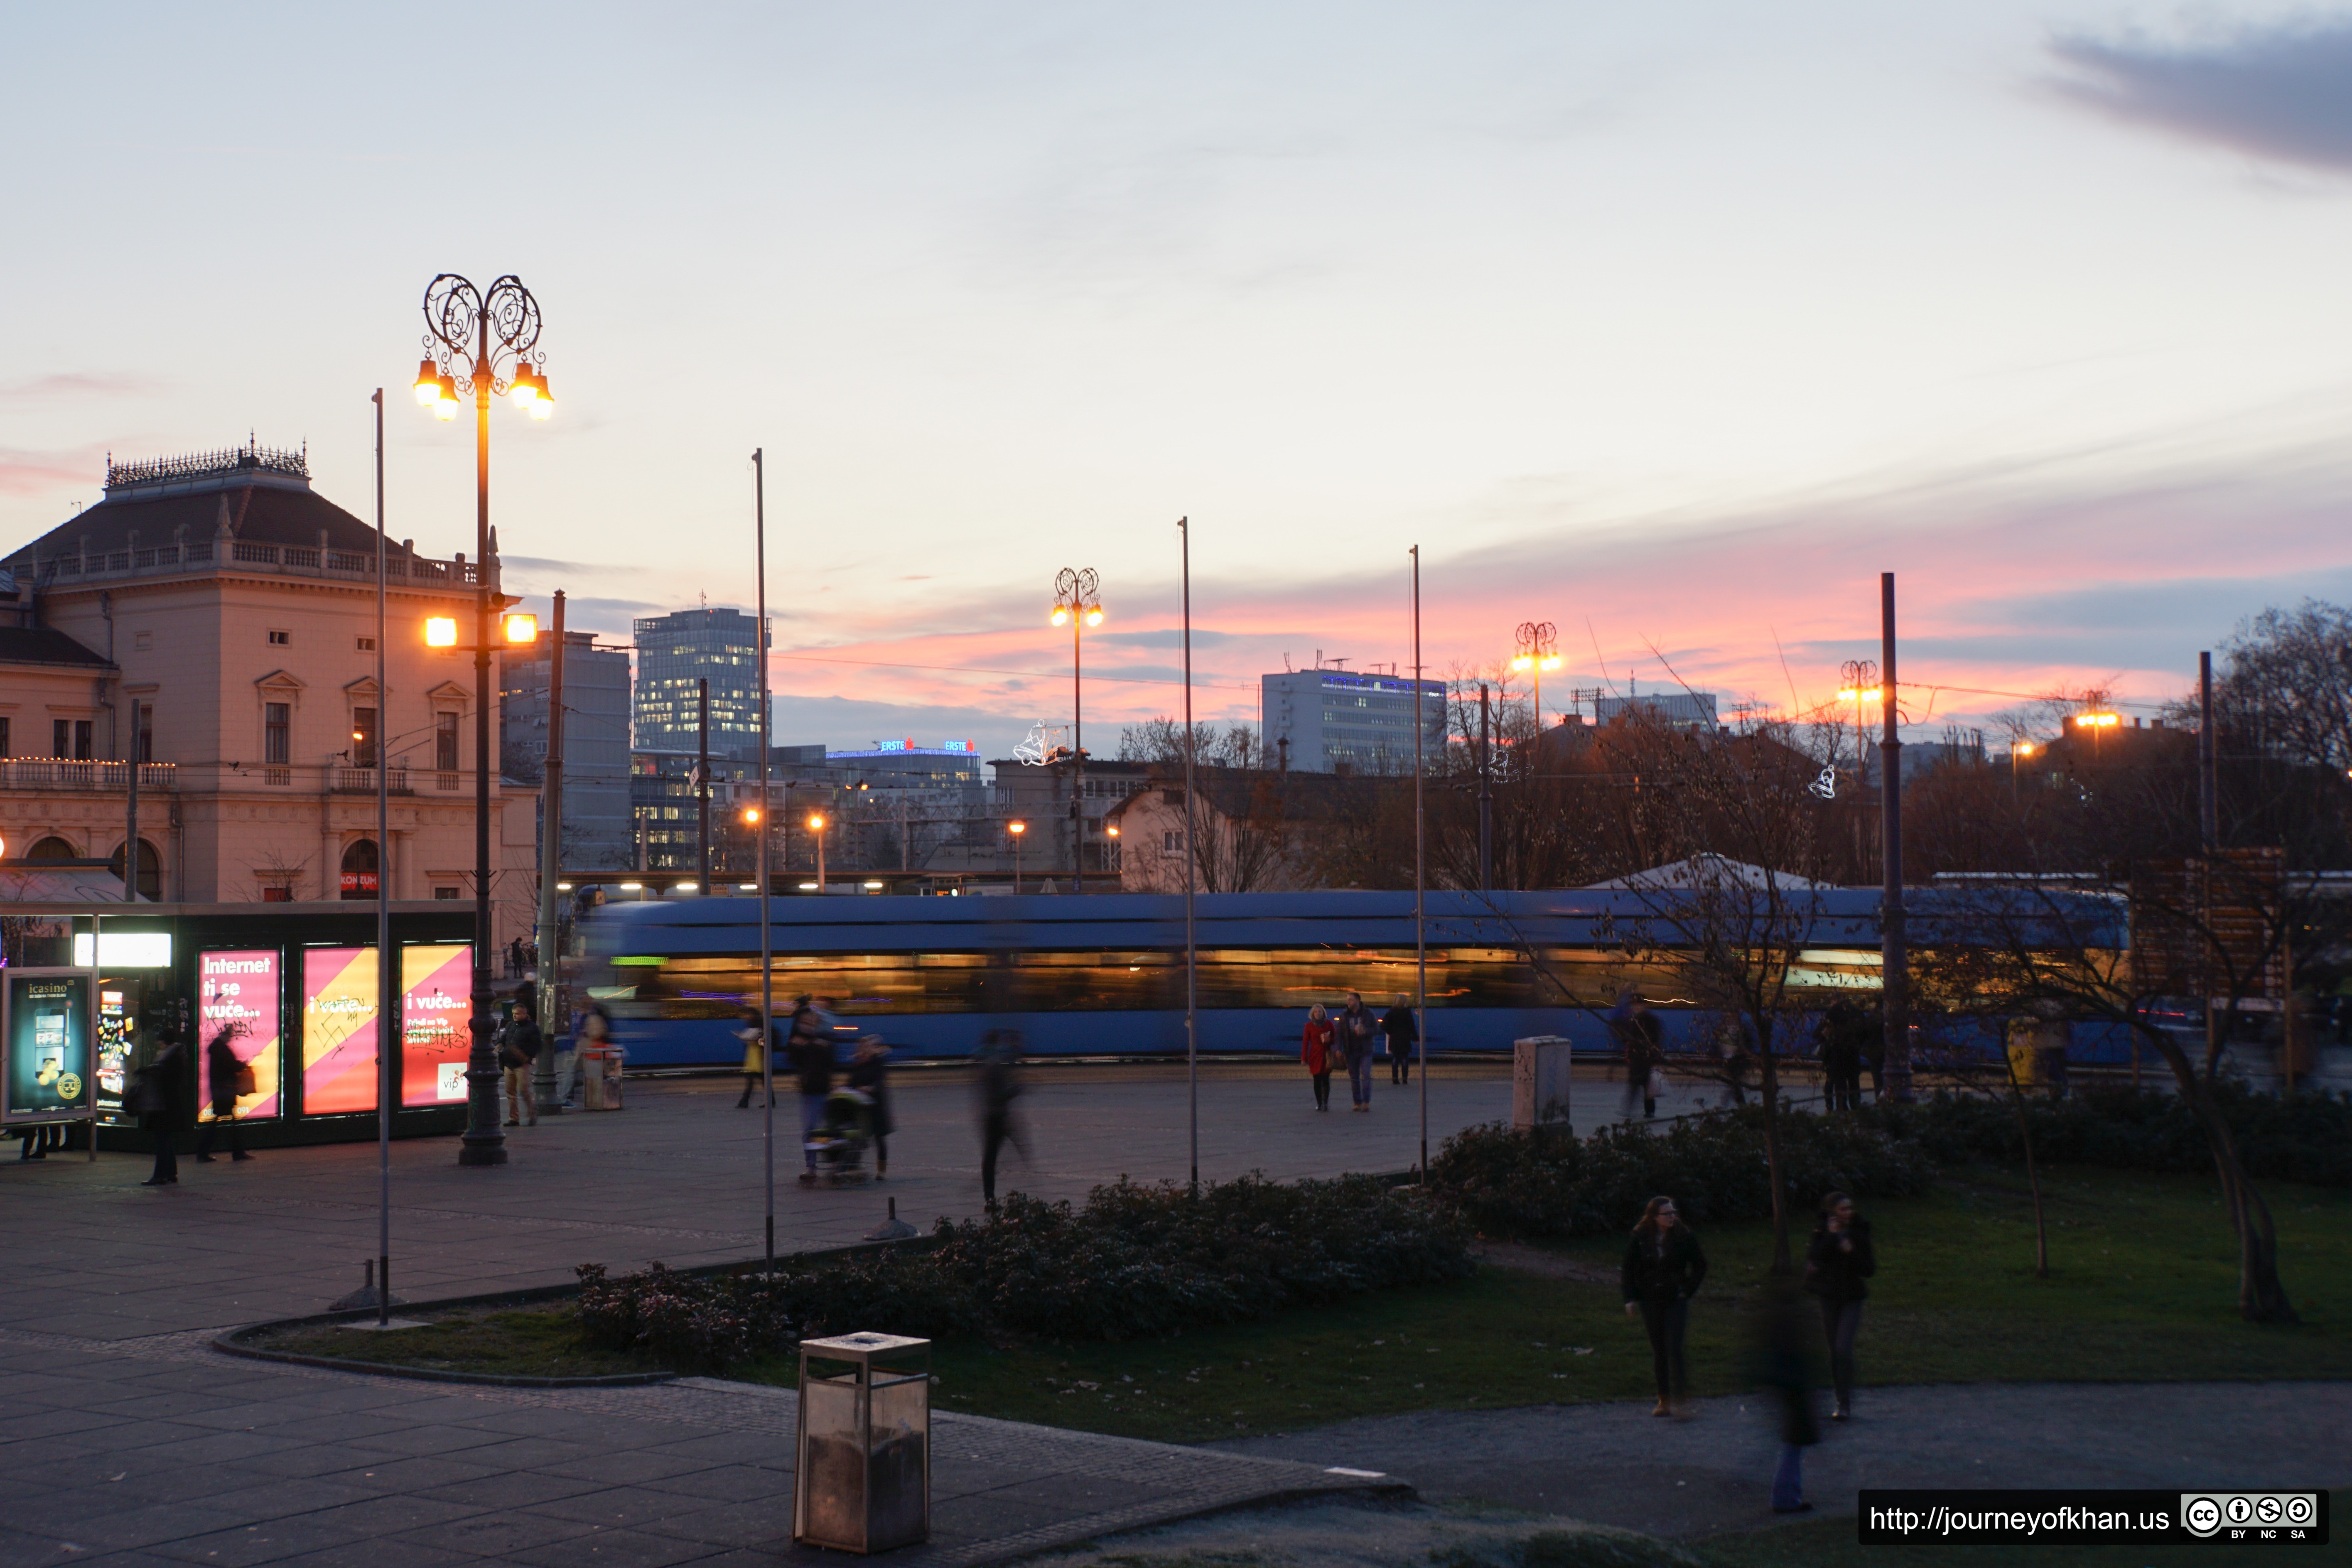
2076, 712, 2121, 729
412, 358, 440, 406
508, 370, 538, 410
1085, 608, 1103, 627
675, 881, 697, 892
741, 806, 762, 824
798, 881, 819, 891
1105, 823, 1120, 838
503, 611, 539, 644
433, 373, 460, 421
806, 812, 827, 831
862, 880, 884, 890
1049, 607, 1069, 627
1007, 820, 1027, 836
528, 376, 553, 420
425, 617, 459, 647
1837, 686, 1884, 702
1510, 655, 1532, 671
1539, 655, 1562, 671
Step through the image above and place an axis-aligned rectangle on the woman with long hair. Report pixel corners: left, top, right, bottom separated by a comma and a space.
1620, 1195, 1708, 1416
1805, 1190, 1876, 1421
1300, 1004, 1336, 1112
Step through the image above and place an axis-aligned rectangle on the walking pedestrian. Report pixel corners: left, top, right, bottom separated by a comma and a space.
499, 998, 542, 1127
193, 1022, 254, 1163
570, 1002, 613, 1107
847, 1036, 895, 1179
1752, 1271, 1821, 1513
1813, 1001, 1862, 1111
1858, 1004, 1886, 1103
1805, 1190, 1875, 1421
1612, 994, 1663, 1119
135, 1031, 194, 1187
734, 1006, 771, 1108
1714, 1013, 1753, 1108
976, 1027, 1029, 1205
1301, 1004, 1336, 1112
1336, 991, 1378, 1111
1620, 1195, 1707, 1417
1381, 993, 1418, 1085
790, 996, 838, 1184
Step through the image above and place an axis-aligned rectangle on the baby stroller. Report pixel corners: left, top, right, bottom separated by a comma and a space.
805, 1082, 876, 1183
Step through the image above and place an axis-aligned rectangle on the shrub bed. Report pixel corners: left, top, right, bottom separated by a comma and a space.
1862, 1084, 2352, 1188
1429, 1108, 1935, 1241
576, 1172, 1473, 1371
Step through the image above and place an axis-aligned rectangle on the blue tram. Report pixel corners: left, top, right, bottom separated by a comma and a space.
576, 887, 2132, 1068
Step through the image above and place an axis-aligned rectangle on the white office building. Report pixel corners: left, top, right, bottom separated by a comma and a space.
1260, 669, 1446, 773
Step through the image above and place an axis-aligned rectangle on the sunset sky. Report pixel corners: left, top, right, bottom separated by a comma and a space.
8, 3, 2352, 759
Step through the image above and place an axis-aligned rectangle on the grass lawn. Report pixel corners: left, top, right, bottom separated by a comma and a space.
251, 1163, 2351, 1447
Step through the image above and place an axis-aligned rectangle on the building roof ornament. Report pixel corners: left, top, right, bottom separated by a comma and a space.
107, 437, 309, 495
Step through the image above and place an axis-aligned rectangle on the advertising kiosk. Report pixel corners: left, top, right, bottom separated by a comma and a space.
4, 967, 98, 1159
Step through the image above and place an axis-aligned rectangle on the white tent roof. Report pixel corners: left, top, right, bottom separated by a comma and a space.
1587, 854, 1834, 891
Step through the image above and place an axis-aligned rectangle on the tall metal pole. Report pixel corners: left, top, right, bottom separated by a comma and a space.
373, 388, 392, 1323
1179, 518, 1197, 1194
1477, 684, 1493, 891
533, 591, 566, 1117
1413, 546, 1427, 1180
755, 449, 774, 1276
123, 700, 139, 902
1878, 572, 1909, 1103
2200, 650, 2219, 1075
459, 309, 506, 1166
697, 677, 710, 891
1071, 610, 1084, 894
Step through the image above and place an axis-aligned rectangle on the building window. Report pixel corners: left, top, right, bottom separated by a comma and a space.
433, 885, 460, 900
264, 703, 290, 765
134, 704, 153, 764
352, 707, 378, 768
1162, 829, 1184, 856
109, 839, 162, 900
339, 838, 379, 900
268, 630, 290, 646
261, 886, 292, 902
53, 719, 91, 759
133, 631, 152, 651
28, 837, 75, 861
0, 717, 10, 757
356, 636, 376, 652
435, 712, 459, 771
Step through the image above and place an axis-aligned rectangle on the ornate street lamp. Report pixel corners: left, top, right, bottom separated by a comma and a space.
1510, 620, 1560, 733
1838, 658, 1881, 789
1050, 567, 1102, 893
413, 272, 550, 1169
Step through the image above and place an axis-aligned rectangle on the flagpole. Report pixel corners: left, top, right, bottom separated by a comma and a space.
755, 448, 774, 1275
1179, 517, 1198, 1196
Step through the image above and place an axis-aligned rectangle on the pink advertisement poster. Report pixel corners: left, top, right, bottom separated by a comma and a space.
197, 949, 281, 1120
300, 947, 378, 1115
400, 945, 474, 1107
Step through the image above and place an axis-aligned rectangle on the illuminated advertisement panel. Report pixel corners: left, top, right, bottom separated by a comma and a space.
7, 973, 91, 1119
400, 945, 474, 1107
300, 947, 378, 1115
198, 949, 282, 1120
96, 986, 134, 1116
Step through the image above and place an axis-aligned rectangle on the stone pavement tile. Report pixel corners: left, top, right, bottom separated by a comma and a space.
144, 1514, 383, 1568
411, 1470, 609, 1511
537, 1448, 736, 1487
40, 1420, 233, 1455
446, 1406, 619, 1440
438, 1435, 600, 1472
522, 1484, 720, 1529
103, 1460, 282, 1507
257, 1540, 482, 1568
78, 1389, 250, 1421
60, 1553, 191, 1568
929, 1493, 1094, 1540
634, 1499, 795, 1551
172, 1401, 359, 1434
642, 1432, 790, 1467
0, 1501, 251, 1554
0, 1527, 82, 1568
506, 1527, 721, 1568
197, 1475, 395, 1522
0, 1371, 116, 1405
384, 1512, 604, 1561
128, 1429, 311, 1469
319, 1453, 499, 1494
233, 1443, 387, 1481
265, 1494, 491, 1540
338, 1422, 520, 1459
254, 1411, 429, 1446
637, 1465, 790, 1504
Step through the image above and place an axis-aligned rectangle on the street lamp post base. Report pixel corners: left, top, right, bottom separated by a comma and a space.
457, 1138, 509, 1167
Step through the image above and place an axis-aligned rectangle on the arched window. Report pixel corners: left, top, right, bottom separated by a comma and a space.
340, 838, 379, 901
108, 839, 163, 900
27, 836, 76, 861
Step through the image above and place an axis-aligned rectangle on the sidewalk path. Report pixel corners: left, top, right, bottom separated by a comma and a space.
0, 1322, 1390, 1568
1211, 1381, 2352, 1538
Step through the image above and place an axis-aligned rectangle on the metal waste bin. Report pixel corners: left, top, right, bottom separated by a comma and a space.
794, 1331, 930, 1553
1513, 1035, 1574, 1133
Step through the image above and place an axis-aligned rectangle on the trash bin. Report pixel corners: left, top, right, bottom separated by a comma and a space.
794, 1331, 930, 1554
1512, 1036, 1573, 1133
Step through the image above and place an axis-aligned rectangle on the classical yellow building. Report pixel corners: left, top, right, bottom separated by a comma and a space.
0, 442, 536, 940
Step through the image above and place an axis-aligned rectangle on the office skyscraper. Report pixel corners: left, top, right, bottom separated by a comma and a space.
631, 607, 769, 759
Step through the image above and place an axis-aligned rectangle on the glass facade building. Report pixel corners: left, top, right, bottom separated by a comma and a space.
631, 607, 769, 761
501, 631, 636, 870
1259, 670, 1445, 773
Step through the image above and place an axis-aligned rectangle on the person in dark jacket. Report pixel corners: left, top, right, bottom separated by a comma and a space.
789, 997, 837, 1183
499, 999, 543, 1127
975, 1028, 1028, 1205
1814, 1001, 1863, 1111
137, 1031, 196, 1186
1620, 1195, 1707, 1416
193, 1023, 254, 1163
1336, 992, 1378, 1110
1805, 1190, 1876, 1420
846, 1036, 895, 1180
1380, 994, 1418, 1085
1751, 1270, 1821, 1513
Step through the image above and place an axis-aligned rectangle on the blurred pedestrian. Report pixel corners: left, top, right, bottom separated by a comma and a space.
1381, 994, 1418, 1085
734, 1006, 771, 1108
1859, 1005, 1887, 1103
1301, 1004, 1336, 1112
1614, 995, 1662, 1119
135, 1031, 194, 1187
569, 1002, 613, 1107
1806, 1190, 1875, 1421
1336, 991, 1378, 1111
1751, 1271, 1821, 1513
1814, 1001, 1863, 1111
790, 996, 838, 1184
1620, 1195, 1707, 1417
499, 997, 542, 1126
1715, 1013, 1753, 1108
847, 1036, 895, 1180
976, 1027, 1029, 1205
193, 1022, 253, 1163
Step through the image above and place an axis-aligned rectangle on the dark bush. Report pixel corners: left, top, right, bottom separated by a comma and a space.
1863, 1084, 2352, 1188
1429, 1109, 1935, 1240
575, 1172, 1475, 1368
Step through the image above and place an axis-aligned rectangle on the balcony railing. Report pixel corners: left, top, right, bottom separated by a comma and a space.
334, 767, 412, 795
31, 542, 481, 589
0, 760, 177, 792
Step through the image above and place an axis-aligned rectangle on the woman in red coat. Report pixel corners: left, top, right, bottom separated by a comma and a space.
1301, 1004, 1336, 1112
